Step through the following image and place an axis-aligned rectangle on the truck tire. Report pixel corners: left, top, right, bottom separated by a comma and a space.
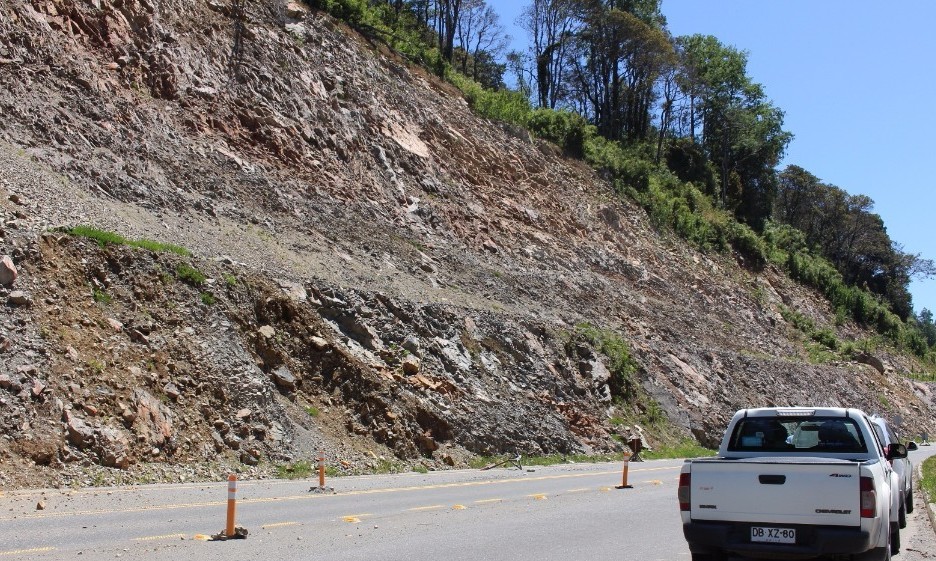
906, 484, 914, 514
890, 522, 900, 555
899, 499, 906, 529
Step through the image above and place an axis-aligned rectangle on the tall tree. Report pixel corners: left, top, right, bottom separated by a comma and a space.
455, 0, 508, 86
918, 309, 936, 347
678, 34, 790, 225
520, 0, 578, 109
437, 0, 464, 63
564, 0, 672, 141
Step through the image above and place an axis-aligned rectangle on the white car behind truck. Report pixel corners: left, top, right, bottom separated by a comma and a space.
679, 407, 908, 560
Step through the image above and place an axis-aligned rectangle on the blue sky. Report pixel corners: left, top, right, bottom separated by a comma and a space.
492, 1, 936, 315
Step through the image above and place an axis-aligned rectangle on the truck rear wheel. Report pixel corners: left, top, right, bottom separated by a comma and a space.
906, 484, 914, 514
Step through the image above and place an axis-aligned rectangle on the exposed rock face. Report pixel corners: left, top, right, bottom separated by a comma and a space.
132, 390, 174, 449
0, 0, 932, 489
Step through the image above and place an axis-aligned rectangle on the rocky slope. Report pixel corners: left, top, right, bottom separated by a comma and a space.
0, 0, 933, 489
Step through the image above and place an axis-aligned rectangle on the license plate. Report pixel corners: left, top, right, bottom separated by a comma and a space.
751, 526, 796, 544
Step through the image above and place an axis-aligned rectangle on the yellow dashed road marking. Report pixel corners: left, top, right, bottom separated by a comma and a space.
452, 504, 466, 510
261, 521, 300, 529
407, 505, 445, 512
0, 547, 56, 556
528, 493, 547, 500
566, 488, 590, 493
648, 480, 663, 486
193, 534, 212, 541
599, 486, 612, 492
133, 533, 186, 541
342, 516, 361, 523
474, 498, 503, 504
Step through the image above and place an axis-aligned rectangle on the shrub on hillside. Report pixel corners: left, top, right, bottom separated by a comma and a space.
526, 108, 592, 158
448, 72, 531, 125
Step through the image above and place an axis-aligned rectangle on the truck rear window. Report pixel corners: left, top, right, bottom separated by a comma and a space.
727, 416, 868, 454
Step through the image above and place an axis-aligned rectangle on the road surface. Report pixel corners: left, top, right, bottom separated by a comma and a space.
0, 448, 933, 560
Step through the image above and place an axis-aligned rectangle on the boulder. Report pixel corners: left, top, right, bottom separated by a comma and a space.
65, 412, 95, 449
7, 291, 30, 306
271, 365, 297, 391
285, 1, 308, 19
96, 427, 131, 469
402, 355, 420, 375
0, 255, 16, 286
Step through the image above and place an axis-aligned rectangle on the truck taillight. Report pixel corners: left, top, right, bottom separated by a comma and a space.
860, 476, 875, 518
678, 472, 691, 511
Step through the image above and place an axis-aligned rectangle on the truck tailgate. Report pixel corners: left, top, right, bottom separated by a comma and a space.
689, 458, 861, 526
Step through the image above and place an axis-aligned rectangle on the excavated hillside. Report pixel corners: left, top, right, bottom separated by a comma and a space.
0, 0, 933, 489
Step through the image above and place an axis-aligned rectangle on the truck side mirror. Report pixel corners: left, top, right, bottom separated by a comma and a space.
887, 443, 908, 460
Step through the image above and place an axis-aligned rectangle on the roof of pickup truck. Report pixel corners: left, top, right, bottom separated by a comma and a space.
736, 407, 866, 418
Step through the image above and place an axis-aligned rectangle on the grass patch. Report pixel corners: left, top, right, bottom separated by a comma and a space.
92, 287, 112, 304
373, 458, 403, 474
68, 226, 126, 246
275, 460, 314, 480
305, 406, 320, 417
223, 273, 237, 287
570, 323, 639, 397
131, 239, 191, 256
199, 292, 216, 306
60, 226, 191, 256
175, 264, 206, 286
921, 455, 936, 504
641, 439, 716, 460
470, 453, 620, 469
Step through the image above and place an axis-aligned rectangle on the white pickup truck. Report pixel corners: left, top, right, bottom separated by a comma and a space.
679, 407, 908, 560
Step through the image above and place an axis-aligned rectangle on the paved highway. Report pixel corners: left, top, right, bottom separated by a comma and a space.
0, 448, 933, 561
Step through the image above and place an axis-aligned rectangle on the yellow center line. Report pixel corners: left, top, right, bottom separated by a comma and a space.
133, 533, 186, 542
528, 493, 547, 500
6, 467, 678, 500
452, 504, 466, 510
474, 498, 503, 504
0, 547, 56, 556
407, 505, 445, 512
566, 488, 590, 493
261, 522, 300, 529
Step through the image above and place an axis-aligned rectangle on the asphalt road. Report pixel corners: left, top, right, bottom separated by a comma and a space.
0, 448, 933, 561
